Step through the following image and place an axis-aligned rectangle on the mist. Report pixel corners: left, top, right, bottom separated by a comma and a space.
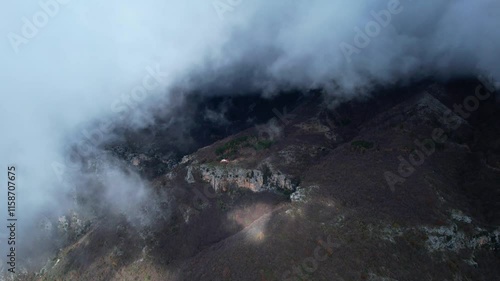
0, 0, 499, 272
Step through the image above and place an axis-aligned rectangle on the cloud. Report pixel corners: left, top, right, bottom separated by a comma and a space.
192, 0, 499, 95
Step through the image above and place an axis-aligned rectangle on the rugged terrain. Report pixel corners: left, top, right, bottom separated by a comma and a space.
19, 80, 500, 280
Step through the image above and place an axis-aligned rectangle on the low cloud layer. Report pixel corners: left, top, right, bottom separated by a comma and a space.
0, 0, 499, 271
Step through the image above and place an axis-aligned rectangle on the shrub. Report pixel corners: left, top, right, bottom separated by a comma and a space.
339, 118, 352, 126
215, 136, 273, 157
351, 140, 374, 149
253, 139, 273, 150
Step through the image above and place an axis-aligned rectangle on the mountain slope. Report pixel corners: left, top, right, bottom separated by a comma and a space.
25, 80, 500, 281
